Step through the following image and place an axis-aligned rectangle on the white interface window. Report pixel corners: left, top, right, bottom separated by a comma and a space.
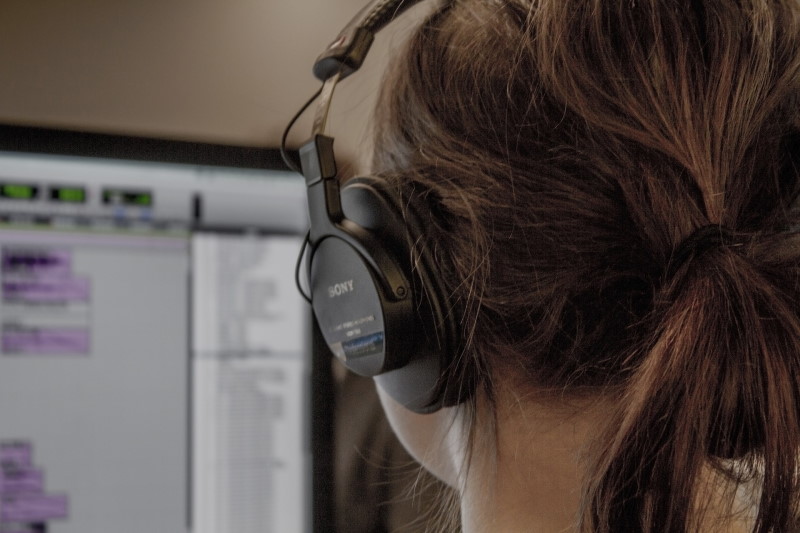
193, 234, 308, 533
0, 152, 310, 533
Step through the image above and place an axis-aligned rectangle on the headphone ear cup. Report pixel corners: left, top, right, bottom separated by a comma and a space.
339, 176, 466, 413
309, 234, 406, 376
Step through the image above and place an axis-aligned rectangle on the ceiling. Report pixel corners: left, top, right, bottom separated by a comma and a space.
0, 0, 429, 168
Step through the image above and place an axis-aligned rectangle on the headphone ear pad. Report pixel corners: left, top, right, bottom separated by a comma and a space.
339, 176, 463, 413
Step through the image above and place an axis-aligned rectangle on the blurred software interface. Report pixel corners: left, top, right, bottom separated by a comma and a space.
0, 152, 310, 533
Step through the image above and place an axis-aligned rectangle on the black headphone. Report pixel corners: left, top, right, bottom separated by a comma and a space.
286, 0, 473, 414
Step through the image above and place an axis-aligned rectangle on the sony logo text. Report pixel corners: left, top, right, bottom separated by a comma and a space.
328, 279, 354, 298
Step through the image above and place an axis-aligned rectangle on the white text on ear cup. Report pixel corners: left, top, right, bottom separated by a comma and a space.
328, 279, 354, 298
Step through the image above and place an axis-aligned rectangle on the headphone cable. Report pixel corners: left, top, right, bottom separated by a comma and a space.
282, 85, 325, 304
280, 84, 324, 174
295, 230, 313, 304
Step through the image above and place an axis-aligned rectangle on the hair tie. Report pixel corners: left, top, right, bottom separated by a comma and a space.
665, 224, 735, 279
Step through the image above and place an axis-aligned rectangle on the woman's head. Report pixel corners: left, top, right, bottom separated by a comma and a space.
369, 0, 800, 531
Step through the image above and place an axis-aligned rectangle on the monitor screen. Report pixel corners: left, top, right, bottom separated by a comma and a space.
0, 129, 324, 533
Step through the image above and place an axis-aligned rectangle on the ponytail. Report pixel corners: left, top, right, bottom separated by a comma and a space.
588, 238, 800, 532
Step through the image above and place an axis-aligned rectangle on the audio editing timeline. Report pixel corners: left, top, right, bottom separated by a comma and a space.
0, 217, 191, 533
0, 151, 309, 533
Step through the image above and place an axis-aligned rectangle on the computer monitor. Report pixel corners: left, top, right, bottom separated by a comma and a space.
0, 126, 331, 533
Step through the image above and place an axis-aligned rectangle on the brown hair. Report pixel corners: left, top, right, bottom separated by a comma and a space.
370, 0, 800, 531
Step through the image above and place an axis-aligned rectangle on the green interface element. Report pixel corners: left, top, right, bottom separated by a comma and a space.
0, 183, 39, 200
49, 186, 87, 203
102, 189, 153, 207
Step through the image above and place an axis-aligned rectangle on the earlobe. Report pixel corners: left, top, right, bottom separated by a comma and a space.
375, 379, 464, 489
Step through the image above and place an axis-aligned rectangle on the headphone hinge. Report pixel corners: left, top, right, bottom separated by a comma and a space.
299, 134, 337, 186
302, 134, 343, 242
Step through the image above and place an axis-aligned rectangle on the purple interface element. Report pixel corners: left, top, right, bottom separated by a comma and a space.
1, 494, 69, 522
2, 329, 90, 355
1, 247, 91, 355
3, 279, 90, 303
0, 441, 69, 526
0, 469, 44, 494
2, 249, 71, 278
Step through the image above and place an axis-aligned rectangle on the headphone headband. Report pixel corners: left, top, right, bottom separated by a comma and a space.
295, 0, 469, 413
313, 0, 426, 81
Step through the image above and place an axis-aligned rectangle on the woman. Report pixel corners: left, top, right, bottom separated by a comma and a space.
367, 0, 800, 531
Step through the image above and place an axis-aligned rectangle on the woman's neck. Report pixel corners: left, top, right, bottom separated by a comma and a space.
459, 389, 601, 532
457, 386, 757, 533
